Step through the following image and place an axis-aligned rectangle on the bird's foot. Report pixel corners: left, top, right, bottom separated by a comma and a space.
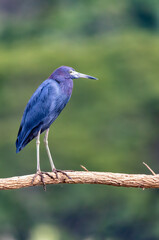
32, 171, 54, 191
52, 168, 72, 180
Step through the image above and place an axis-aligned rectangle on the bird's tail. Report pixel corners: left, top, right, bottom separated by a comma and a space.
16, 122, 42, 153
16, 140, 22, 153
16, 133, 30, 153
16, 124, 24, 153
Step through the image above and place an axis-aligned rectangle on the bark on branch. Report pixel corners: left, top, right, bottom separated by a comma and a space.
0, 170, 159, 190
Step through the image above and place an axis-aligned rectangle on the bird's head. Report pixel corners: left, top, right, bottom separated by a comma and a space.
49, 66, 98, 82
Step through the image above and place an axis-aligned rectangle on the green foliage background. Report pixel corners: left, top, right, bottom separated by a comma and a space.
0, 0, 159, 239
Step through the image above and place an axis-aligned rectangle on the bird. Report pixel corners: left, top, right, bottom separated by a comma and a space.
16, 66, 97, 187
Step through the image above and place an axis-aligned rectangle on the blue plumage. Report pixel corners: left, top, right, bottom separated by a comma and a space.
16, 66, 97, 185
16, 68, 73, 153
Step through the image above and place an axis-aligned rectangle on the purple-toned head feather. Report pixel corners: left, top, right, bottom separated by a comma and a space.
49, 66, 74, 82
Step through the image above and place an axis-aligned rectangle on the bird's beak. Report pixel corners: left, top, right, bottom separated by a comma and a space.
70, 70, 98, 80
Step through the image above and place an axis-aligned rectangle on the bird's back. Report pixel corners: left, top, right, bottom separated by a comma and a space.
16, 78, 72, 153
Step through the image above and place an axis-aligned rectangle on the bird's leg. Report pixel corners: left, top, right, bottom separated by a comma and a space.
36, 130, 41, 172
44, 128, 58, 178
44, 128, 55, 170
32, 130, 44, 185
44, 128, 72, 180
32, 130, 54, 190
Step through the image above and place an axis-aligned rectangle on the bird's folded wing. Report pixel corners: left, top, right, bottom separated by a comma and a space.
16, 79, 59, 151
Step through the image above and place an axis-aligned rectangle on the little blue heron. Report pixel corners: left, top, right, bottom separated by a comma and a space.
16, 66, 97, 186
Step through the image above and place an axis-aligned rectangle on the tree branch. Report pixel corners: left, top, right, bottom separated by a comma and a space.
0, 170, 159, 190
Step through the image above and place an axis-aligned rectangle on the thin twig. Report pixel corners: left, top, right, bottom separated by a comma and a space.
143, 162, 156, 175
80, 165, 89, 172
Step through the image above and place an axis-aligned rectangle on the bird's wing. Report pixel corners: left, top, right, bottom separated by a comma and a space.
16, 79, 60, 152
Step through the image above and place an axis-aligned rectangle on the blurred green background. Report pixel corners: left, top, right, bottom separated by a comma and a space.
0, 0, 159, 239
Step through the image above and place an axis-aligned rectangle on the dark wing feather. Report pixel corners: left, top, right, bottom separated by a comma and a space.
16, 79, 60, 152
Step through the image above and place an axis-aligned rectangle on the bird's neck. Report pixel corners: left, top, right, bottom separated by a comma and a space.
60, 79, 73, 96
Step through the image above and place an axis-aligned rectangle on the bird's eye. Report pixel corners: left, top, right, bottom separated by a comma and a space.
69, 70, 73, 74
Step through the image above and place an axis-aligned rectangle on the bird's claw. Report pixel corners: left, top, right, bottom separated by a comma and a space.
32, 169, 72, 190
32, 171, 54, 191
52, 169, 72, 180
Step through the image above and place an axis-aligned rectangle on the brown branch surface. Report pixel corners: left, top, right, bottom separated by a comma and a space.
0, 171, 159, 190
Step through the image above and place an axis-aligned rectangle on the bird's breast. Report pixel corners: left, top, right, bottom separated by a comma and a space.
49, 79, 73, 114
60, 79, 73, 97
